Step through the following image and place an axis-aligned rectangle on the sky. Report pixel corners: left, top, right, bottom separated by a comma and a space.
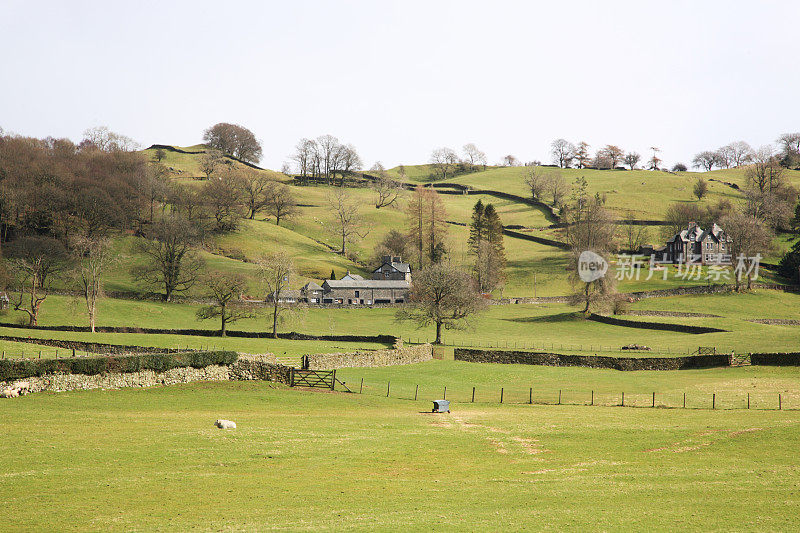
1, 0, 799, 170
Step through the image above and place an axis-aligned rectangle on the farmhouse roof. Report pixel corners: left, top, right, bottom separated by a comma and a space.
373, 260, 411, 274
323, 279, 410, 289
301, 282, 322, 291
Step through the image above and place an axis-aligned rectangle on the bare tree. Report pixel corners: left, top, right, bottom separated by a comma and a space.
371, 173, 402, 209
199, 149, 224, 179
647, 147, 661, 170
258, 252, 295, 338
462, 143, 486, 168
327, 188, 368, 255
336, 144, 363, 183
154, 148, 167, 162
200, 170, 245, 232
622, 212, 649, 253
725, 141, 755, 167
265, 182, 298, 226
290, 138, 317, 178
777, 132, 800, 167
692, 151, 717, 171
623, 152, 641, 170
523, 166, 552, 200
430, 147, 459, 179
694, 177, 709, 200
236, 169, 273, 219
73, 236, 113, 333
746, 146, 786, 195
316, 134, 340, 181
563, 178, 617, 313
395, 262, 487, 344
502, 154, 518, 167
81, 126, 139, 152
721, 212, 774, 291
550, 139, 575, 168
196, 271, 253, 336
133, 215, 205, 301
203, 123, 262, 163
6, 236, 69, 326
545, 173, 570, 209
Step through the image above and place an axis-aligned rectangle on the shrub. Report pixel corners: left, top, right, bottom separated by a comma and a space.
0, 351, 238, 382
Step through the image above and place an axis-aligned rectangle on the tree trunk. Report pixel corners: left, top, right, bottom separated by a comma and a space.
582, 283, 590, 314
221, 304, 227, 336
435, 321, 442, 345
272, 302, 279, 339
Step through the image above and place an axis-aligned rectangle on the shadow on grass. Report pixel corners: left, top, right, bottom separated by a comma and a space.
503, 312, 583, 324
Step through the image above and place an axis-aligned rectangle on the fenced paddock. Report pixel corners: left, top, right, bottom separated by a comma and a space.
343, 378, 798, 411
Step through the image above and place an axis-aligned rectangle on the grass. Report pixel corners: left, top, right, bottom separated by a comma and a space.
5, 289, 800, 359
3, 379, 800, 530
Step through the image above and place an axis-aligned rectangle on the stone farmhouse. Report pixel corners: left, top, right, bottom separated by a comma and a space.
270, 256, 412, 305
657, 222, 732, 264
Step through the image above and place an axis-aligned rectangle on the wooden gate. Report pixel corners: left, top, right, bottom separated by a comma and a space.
697, 346, 716, 356
290, 368, 336, 390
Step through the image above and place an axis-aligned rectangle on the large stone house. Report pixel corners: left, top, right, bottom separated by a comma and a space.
320, 279, 410, 305
372, 256, 412, 281
661, 222, 732, 264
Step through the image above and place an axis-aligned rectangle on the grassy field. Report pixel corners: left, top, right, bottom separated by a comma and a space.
3, 289, 799, 360
3, 379, 800, 530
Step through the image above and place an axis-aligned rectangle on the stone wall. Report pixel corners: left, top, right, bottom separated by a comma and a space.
307, 343, 433, 370
454, 348, 730, 371
1, 355, 293, 394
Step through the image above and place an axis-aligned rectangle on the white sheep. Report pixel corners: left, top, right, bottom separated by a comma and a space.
215, 419, 236, 429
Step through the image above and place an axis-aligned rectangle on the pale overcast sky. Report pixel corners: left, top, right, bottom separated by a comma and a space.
1, 0, 799, 169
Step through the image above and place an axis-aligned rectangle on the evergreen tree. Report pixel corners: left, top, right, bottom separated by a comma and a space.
330, 269, 336, 280
468, 200, 506, 293
468, 200, 485, 255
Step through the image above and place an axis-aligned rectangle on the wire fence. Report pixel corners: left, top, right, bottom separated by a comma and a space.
343, 377, 797, 411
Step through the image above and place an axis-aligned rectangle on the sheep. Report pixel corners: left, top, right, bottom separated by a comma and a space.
214, 419, 236, 429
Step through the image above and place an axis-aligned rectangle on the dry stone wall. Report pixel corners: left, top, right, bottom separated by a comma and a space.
307, 343, 433, 370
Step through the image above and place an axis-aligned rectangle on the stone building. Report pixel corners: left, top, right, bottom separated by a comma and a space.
661, 222, 732, 264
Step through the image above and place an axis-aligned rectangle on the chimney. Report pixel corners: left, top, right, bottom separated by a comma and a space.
382, 255, 391, 264
392, 256, 401, 263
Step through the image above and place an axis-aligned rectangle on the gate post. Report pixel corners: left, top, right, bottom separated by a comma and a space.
290, 367, 295, 387
331, 370, 336, 391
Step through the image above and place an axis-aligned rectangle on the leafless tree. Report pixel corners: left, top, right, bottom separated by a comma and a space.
154, 148, 166, 162
746, 146, 786, 195
203, 123, 262, 163
777, 132, 800, 167
502, 154, 518, 167
81, 126, 139, 152
462, 143, 486, 168
523, 166, 552, 200
290, 138, 317, 178
6, 236, 69, 326
236, 169, 274, 219
550, 138, 575, 168
72, 236, 113, 333
371, 173, 402, 209
327, 188, 368, 255
692, 151, 718, 171
647, 147, 661, 170
133, 214, 205, 301
406, 186, 449, 269
724, 141, 755, 167
563, 178, 617, 313
199, 149, 224, 179
265, 182, 299, 226
316, 134, 340, 181
545, 173, 570, 209
258, 252, 295, 338
623, 152, 641, 170
621, 212, 649, 253
200, 170, 245, 232
336, 143, 363, 183
430, 147, 459, 179
196, 271, 253, 336
721, 212, 774, 291
395, 262, 488, 344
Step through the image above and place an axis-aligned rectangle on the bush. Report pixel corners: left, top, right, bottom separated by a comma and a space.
672, 163, 688, 172
0, 351, 238, 382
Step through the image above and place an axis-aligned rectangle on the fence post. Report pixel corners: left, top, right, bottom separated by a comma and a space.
621, 392, 624, 407
443, 386, 446, 400
331, 370, 336, 391
591, 391, 594, 406
529, 387, 533, 405
712, 393, 715, 410
414, 384, 418, 401
500, 388, 504, 404
779, 394, 782, 410
387, 381, 390, 397
360, 378, 364, 394
558, 390, 561, 405
652, 392, 655, 408
471, 386, 475, 403
683, 392, 686, 409
747, 393, 750, 410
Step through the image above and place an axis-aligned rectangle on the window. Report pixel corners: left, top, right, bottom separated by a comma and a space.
355, 290, 360, 297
